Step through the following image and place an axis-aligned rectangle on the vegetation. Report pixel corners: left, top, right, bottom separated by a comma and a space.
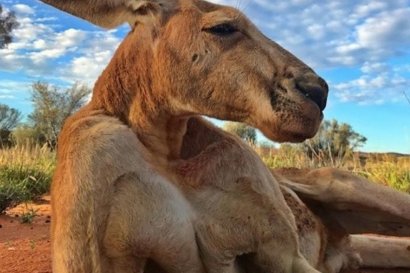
357, 154, 410, 193
0, 90, 408, 213
226, 121, 409, 194
0, 104, 22, 147
223, 121, 257, 144
20, 207, 39, 224
29, 82, 91, 148
0, 144, 55, 213
11, 125, 44, 147
0, 81, 90, 213
0, 104, 21, 130
261, 147, 410, 193
0, 4, 19, 48
301, 119, 367, 166
1, 137, 407, 214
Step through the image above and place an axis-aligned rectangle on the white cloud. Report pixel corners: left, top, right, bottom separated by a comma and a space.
0, 94, 15, 99
209, 0, 410, 74
35, 16, 58, 22
1, 0, 410, 106
12, 4, 34, 14
0, 80, 31, 100
58, 30, 121, 84
356, 8, 410, 49
360, 62, 389, 74
32, 39, 47, 50
0, 3, 121, 85
27, 28, 87, 64
63, 47, 120, 84
334, 63, 410, 104
30, 48, 68, 63
209, 0, 410, 105
55, 28, 87, 47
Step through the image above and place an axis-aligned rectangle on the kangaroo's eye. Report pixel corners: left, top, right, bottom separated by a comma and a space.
205, 23, 238, 36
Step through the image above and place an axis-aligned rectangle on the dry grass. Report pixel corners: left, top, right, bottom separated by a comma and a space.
0, 143, 55, 212
354, 154, 410, 193
256, 145, 410, 194
0, 142, 408, 213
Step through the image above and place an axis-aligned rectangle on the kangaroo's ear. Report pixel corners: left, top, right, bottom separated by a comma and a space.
40, 0, 176, 29
273, 167, 410, 236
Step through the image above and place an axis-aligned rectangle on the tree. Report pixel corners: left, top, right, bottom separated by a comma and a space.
223, 121, 257, 144
0, 104, 21, 131
0, 4, 19, 48
302, 119, 367, 164
404, 90, 410, 105
0, 104, 22, 147
29, 81, 91, 148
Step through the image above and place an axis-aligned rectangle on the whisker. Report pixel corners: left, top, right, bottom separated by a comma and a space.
240, 0, 252, 14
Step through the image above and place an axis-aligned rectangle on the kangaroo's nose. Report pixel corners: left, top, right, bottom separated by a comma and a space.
295, 74, 329, 111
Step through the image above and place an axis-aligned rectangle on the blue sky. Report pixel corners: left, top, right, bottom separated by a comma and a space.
1, 0, 410, 153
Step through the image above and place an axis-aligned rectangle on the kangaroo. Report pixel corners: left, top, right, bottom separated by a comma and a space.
40, 0, 328, 272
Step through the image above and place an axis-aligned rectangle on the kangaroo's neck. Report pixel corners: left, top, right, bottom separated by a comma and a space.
90, 38, 190, 162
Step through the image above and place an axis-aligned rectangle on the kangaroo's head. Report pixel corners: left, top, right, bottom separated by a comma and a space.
41, 0, 328, 142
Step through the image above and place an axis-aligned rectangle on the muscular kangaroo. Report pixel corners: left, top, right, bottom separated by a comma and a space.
41, 0, 329, 272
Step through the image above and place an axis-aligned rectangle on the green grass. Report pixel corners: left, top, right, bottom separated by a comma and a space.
0, 144, 55, 213
20, 207, 39, 224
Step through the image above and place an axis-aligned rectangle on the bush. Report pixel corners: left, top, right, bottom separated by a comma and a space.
0, 144, 55, 213
0, 166, 52, 212
302, 119, 367, 166
11, 126, 45, 147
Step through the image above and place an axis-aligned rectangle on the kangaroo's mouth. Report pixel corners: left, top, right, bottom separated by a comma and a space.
255, 73, 329, 143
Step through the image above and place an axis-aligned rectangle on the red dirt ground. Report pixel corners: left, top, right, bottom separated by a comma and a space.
0, 197, 409, 273
0, 197, 51, 273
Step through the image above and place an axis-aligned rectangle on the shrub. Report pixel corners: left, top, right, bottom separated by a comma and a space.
0, 144, 55, 213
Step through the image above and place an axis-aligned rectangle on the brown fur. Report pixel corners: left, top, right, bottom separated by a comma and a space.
41, 1, 410, 271
274, 167, 410, 272
41, 0, 330, 273
280, 185, 361, 273
275, 167, 410, 236
350, 235, 410, 268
